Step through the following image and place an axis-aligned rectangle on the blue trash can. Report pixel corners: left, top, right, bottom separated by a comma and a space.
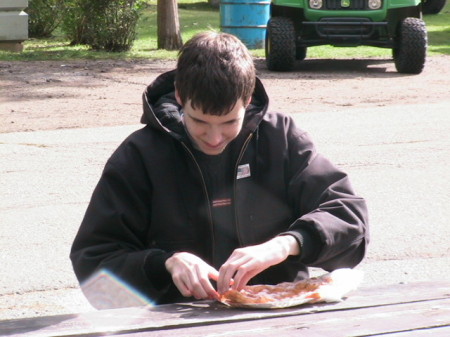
220, 0, 270, 49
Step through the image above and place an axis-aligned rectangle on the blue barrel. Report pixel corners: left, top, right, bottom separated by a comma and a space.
220, 0, 270, 49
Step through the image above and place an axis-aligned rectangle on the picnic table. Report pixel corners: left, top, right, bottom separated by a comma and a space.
1, 281, 449, 336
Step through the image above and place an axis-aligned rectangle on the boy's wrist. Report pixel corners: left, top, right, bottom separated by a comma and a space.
272, 235, 301, 257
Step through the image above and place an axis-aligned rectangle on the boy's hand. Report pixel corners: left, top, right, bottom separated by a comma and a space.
217, 236, 300, 294
165, 252, 220, 300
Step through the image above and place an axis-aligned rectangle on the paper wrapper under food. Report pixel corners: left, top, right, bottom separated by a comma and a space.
219, 268, 363, 309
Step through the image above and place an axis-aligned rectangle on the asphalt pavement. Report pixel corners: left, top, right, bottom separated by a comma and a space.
1, 100, 449, 320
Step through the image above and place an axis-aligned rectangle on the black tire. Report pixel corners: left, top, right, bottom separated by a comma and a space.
265, 17, 296, 71
422, 0, 447, 14
296, 46, 307, 61
393, 18, 427, 74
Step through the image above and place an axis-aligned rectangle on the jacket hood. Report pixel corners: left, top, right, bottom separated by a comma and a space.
141, 70, 269, 140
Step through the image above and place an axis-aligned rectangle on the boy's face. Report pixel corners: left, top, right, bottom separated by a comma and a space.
178, 96, 247, 155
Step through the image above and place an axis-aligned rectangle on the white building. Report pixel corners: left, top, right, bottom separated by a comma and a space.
0, 0, 28, 52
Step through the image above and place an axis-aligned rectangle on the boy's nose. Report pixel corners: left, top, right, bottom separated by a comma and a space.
205, 128, 223, 146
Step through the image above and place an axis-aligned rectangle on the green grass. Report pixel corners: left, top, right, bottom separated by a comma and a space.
132, 1, 219, 59
425, 1, 450, 54
0, 0, 449, 61
0, 1, 217, 61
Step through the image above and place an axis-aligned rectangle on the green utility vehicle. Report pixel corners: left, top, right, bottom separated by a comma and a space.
265, 0, 428, 74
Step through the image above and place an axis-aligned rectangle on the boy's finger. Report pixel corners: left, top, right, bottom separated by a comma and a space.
209, 270, 234, 283
208, 269, 220, 281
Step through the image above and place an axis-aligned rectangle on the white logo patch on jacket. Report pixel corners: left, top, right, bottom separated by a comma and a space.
237, 164, 251, 180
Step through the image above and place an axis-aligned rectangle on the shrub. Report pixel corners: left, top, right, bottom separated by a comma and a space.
27, 0, 64, 38
61, 0, 142, 52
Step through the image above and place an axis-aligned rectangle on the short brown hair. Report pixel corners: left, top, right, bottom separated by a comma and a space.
175, 31, 256, 116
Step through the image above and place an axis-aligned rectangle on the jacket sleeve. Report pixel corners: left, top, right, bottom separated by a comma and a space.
70, 141, 175, 308
284, 125, 369, 271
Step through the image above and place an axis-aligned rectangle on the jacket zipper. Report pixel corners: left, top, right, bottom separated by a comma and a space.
180, 131, 254, 264
233, 133, 254, 247
180, 142, 216, 264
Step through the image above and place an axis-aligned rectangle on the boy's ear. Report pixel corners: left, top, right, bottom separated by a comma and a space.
175, 89, 182, 106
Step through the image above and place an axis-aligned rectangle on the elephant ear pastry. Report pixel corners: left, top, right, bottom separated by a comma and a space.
219, 268, 363, 309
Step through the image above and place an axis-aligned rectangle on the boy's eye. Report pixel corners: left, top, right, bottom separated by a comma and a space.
192, 118, 206, 125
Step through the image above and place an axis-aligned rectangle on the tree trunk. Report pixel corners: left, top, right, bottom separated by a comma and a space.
157, 0, 183, 50
208, 0, 220, 8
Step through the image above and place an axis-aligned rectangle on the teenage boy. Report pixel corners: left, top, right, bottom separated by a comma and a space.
71, 31, 369, 307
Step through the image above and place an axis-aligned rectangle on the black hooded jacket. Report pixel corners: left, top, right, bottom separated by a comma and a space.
70, 70, 369, 306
